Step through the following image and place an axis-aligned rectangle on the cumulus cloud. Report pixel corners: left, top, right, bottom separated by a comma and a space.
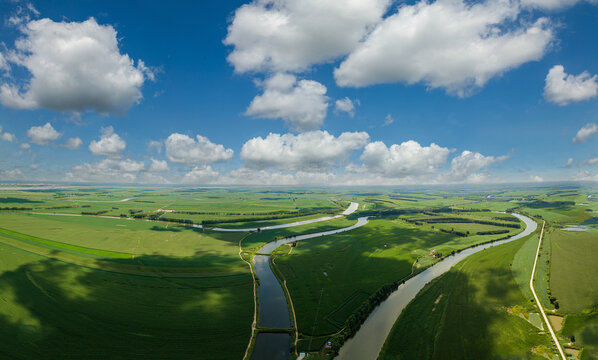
27, 122, 61, 145
180, 165, 221, 184
530, 175, 544, 182
565, 157, 574, 168
147, 140, 162, 153
241, 130, 369, 172
334, 97, 356, 117
246, 73, 329, 131
544, 65, 598, 105
89, 126, 126, 157
334, 0, 553, 96
350, 140, 451, 178
224, 0, 390, 73
572, 123, 598, 144
0, 125, 16, 142
0, 17, 153, 114
20, 143, 30, 149
65, 158, 145, 183
63, 137, 82, 150
445, 150, 507, 182
165, 133, 233, 166
148, 158, 169, 172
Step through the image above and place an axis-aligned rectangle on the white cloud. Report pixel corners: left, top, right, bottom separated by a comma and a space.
544, 65, 598, 105
147, 140, 162, 153
0, 125, 16, 142
165, 133, 233, 166
27, 122, 61, 145
1, 168, 23, 179
383, 114, 394, 126
572, 123, 598, 144
241, 130, 369, 172
65, 158, 145, 183
148, 158, 169, 172
224, 0, 390, 73
521, 0, 597, 10
0, 17, 153, 114
334, 0, 553, 96
20, 143, 30, 149
180, 165, 221, 184
565, 157, 574, 168
7, 3, 39, 27
334, 97, 356, 117
89, 126, 125, 157
583, 157, 598, 166
445, 150, 507, 182
0, 53, 10, 74
351, 140, 451, 178
531, 175, 544, 182
246, 73, 329, 131
63, 137, 82, 150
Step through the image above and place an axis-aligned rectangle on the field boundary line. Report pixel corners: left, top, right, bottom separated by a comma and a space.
529, 220, 566, 360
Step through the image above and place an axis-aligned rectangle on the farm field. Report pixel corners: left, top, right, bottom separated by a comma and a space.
548, 229, 598, 313
0, 241, 253, 359
271, 210, 525, 352
0, 187, 359, 359
378, 233, 554, 360
1, 185, 597, 359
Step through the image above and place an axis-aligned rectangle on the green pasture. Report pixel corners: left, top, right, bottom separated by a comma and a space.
379, 235, 553, 360
549, 229, 598, 313
0, 241, 253, 360
272, 214, 523, 347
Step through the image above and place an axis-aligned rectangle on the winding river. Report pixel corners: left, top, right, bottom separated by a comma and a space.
335, 213, 537, 360
250, 205, 366, 360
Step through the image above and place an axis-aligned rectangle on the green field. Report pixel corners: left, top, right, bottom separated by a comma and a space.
549, 229, 598, 313
271, 211, 524, 350
1, 185, 597, 359
379, 234, 554, 360
0, 187, 361, 359
0, 241, 253, 359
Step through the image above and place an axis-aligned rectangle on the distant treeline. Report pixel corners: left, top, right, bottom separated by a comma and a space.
0, 207, 33, 211
476, 229, 510, 235
348, 207, 491, 219
81, 210, 108, 216
523, 200, 575, 209
405, 217, 520, 229
201, 210, 336, 226
439, 228, 468, 237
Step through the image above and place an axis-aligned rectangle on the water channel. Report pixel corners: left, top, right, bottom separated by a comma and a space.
335, 213, 537, 360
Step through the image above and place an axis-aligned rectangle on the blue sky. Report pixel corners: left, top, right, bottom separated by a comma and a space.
0, 0, 597, 185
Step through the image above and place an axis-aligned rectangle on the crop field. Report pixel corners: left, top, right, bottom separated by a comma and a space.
378, 234, 554, 360
549, 229, 598, 313
271, 210, 525, 350
0, 241, 253, 359
0, 187, 360, 359
1, 185, 597, 359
